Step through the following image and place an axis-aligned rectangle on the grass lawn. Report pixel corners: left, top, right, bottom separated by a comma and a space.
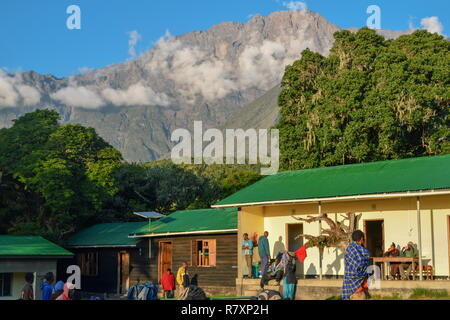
327, 289, 450, 300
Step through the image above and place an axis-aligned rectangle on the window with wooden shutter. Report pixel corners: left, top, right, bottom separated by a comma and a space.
191, 240, 197, 267
209, 240, 217, 267
192, 239, 216, 267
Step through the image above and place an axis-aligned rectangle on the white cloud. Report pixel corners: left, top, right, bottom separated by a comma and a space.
168, 46, 236, 101
16, 84, 41, 106
420, 16, 444, 35
408, 16, 416, 30
128, 30, 142, 58
146, 33, 236, 102
51, 86, 105, 109
238, 40, 288, 90
51, 82, 171, 109
282, 1, 307, 11
78, 66, 92, 74
101, 83, 171, 107
145, 30, 313, 101
0, 72, 41, 108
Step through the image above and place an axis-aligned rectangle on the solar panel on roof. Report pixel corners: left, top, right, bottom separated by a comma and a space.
133, 212, 165, 219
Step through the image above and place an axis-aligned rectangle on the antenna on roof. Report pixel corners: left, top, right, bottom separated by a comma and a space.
133, 212, 165, 228
133, 212, 165, 219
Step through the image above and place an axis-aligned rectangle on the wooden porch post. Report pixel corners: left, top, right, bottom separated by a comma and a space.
319, 201, 323, 280
416, 197, 423, 281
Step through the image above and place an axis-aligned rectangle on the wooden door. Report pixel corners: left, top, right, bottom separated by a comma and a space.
118, 252, 130, 294
159, 242, 172, 281
364, 220, 385, 257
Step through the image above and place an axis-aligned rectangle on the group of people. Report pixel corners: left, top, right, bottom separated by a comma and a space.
242, 231, 297, 300
20, 272, 75, 300
383, 241, 419, 280
342, 230, 421, 300
243, 229, 421, 301
159, 261, 199, 299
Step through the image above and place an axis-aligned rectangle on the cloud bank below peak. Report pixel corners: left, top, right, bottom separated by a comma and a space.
0, 72, 41, 109
144, 29, 317, 103
50, 82, 171, 109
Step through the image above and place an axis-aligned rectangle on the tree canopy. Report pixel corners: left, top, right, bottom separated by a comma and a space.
277, 28, 450, 170
0, 110, 123, 242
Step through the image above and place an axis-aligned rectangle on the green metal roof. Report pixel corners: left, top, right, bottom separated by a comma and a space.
131, 208, 238, 237
0, 236, 73, 257
214, 155, 450, 208
67, 222, 147, 247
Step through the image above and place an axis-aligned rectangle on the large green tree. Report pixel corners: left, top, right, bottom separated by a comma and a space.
277, 29, 450, 170
0, 110, 123, 242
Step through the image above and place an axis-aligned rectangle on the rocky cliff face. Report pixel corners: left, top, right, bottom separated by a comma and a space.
0, 10, 411, 162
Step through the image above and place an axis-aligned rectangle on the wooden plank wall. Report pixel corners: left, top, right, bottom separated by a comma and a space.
129, 233, 238, 288
62, 248, 123, 294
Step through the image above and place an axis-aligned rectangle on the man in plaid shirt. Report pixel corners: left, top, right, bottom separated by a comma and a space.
342, 230, 370, 300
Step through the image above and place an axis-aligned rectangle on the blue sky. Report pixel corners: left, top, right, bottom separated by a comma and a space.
1, 0, 448, 77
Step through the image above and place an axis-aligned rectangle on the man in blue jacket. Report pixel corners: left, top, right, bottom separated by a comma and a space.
258, 231, 271, 276
41, 272, 54, 300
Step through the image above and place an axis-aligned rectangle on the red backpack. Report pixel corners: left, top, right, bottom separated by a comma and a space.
252, 233, 258, 247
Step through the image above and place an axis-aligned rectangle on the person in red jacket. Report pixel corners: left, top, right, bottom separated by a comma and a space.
160, 268, 176, 299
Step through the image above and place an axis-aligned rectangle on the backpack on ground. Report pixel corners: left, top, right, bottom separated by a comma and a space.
257, 289, 282, 300
127, 285, 139, 300
186, 286, 208, 300
137, 282, 159, 300
179, 285, 208, 300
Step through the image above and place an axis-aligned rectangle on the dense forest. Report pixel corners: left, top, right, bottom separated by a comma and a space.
277, 28, 449, 170
0, 110, 261, 243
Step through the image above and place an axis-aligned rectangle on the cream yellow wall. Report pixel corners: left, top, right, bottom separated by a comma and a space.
246, 195, 450, 277
0, 272, 26, 300
238, 206, 264, 277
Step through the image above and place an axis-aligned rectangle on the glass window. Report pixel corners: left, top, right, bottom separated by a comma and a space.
0, 273, 12, 297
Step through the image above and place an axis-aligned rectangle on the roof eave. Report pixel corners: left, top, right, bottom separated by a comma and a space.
212, 189, 450, 209
129, 228, 238, 238
66, 244, 138, 249
0, 254, 73, 259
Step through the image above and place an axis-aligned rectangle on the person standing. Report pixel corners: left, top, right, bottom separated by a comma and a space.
283, 253, 297, 300
176, 262, 190, 297
242, 233, 254, 278
258, 231, 271, 276
41, 272, 54, 300
342, 230, 370, 300
160, 268, 176, 299
21, 273, 34, 300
